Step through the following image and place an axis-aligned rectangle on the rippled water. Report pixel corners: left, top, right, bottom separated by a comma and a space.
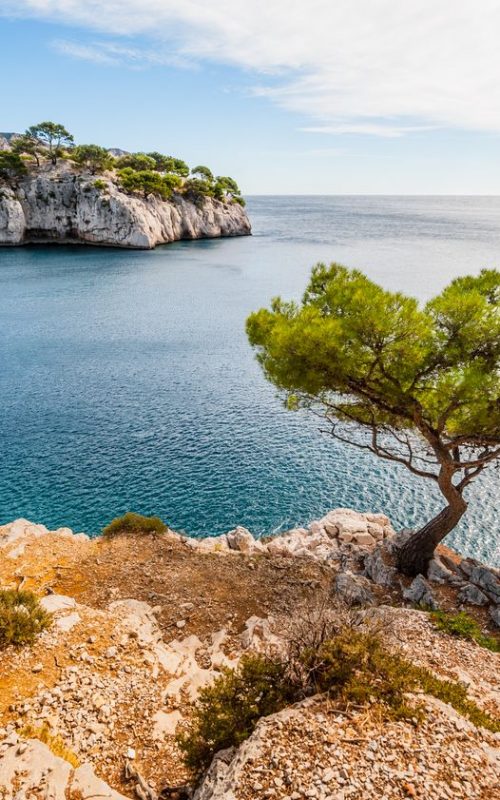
1, 196, 499, 564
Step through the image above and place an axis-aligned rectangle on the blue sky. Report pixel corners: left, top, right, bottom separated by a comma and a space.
1, 1, 499, 194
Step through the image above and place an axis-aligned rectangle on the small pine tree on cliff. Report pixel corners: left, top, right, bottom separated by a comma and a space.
247, 264, 500, 577
26, 122, 74, 164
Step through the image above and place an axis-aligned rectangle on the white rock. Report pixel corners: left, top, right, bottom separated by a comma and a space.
40, 594, 77, 613
352, 532, 376, 546
152, 709, 182, 738
226, 526, 262, 554
55, 612, 81, 632
0, 164, 251, 249
0, 738, 128, 800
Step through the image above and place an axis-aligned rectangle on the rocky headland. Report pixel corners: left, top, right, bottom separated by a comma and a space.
0, 162, 251, 249
0, 126, 251, 248
0, 510, 499, 799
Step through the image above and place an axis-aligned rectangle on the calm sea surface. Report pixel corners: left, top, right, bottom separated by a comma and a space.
1, 196, 499, 564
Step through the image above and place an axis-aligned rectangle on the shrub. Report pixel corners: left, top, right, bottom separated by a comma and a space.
72, 144, 114, 174
93, 179, 107, 191
0, 152, 27, 181
183, 177, 212, 207
118, 168, 175, 200
176, 655, 292, 776
102, 512, 167, 538
178, 625, 500, 778
0, 590, 52, 648
116, 153, 157, 171
430, 610, 500, 652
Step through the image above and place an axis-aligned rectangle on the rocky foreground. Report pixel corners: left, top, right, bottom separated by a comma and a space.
0, 162, 251, 249
0, 511, 499, 799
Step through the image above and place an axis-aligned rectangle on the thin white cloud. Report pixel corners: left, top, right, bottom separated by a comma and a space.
5, 1, 500, 136
51, 38, 193, 69
302, 124, 437, 138
52, 40, 119, 65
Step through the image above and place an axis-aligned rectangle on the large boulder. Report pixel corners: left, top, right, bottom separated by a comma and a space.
334, 571, 374, 606
489, 605, 500, 628
226, 527, 263, 554
457, 583, 490, 607
403, 575, 438, 609
364, 544, 398, 587
468, 565, 500, 604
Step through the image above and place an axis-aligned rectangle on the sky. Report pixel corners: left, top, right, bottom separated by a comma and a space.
1, 1, 499, 194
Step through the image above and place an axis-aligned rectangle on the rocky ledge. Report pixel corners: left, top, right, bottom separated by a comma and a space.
0, 511, 498, 800
0, 163, 251, 249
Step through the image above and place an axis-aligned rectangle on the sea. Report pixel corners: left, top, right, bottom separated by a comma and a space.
1, 195, 499, 564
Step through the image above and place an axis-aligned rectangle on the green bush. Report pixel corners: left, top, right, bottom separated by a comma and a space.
102, 512, 168, 538
93, 179, 107, 191
0, 590, 52, 648
72, 144, 114, 174
430, 610, 500, 652
116, 153, 157, 171
177, 628, 500, 777
177, 655, 292, 776
118, 168, 176, 200
0, 152, 27, 181
301, 630, 416, 717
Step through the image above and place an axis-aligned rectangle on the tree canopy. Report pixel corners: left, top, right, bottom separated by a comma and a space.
3, 121, 245, 208
26, 121, 74, 164
247, 264, 500, 575
117, 168, 181, 199
11, 134, 44, 166
72, 144, 114, 174
191, 165, 214, 182
116, 153, 157, 172
0, 151, 27, 181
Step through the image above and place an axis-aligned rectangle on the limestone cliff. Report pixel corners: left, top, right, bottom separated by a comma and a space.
0, 163, 251, 249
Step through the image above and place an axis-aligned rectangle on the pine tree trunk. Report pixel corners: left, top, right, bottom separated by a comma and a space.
397, 495, 467, 577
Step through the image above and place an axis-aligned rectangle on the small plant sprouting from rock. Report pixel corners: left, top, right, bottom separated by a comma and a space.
101, 511, 168, 538
0, 589, 52, 648
93, 179, 107, 192
430, 610, 500, 652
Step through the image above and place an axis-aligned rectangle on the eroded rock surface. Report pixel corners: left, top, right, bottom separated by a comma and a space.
0, 164, 251, 249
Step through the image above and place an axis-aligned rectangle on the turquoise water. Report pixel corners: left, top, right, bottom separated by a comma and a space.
1, 196, 499, 564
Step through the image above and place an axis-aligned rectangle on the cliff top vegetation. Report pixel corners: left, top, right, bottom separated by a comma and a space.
0, 120, 245, 206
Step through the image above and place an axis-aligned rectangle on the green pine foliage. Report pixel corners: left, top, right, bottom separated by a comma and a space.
5, 122, 246, 206
73, 145, 114, 174
0, 151, 28, 181
247, 264, 500, 575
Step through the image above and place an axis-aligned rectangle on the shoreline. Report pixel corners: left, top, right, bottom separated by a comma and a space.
0, 508, 499, 798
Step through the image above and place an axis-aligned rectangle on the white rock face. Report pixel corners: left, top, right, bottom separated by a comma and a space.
0, 518, 88, 557
0, 164, 251, 249
0, 736, 128, 800
184, 508, 395, 562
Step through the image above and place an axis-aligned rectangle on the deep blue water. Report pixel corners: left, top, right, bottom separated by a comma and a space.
1, 196, 499, 564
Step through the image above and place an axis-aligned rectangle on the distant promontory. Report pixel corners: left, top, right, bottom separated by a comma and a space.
0, 122, 251, 249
